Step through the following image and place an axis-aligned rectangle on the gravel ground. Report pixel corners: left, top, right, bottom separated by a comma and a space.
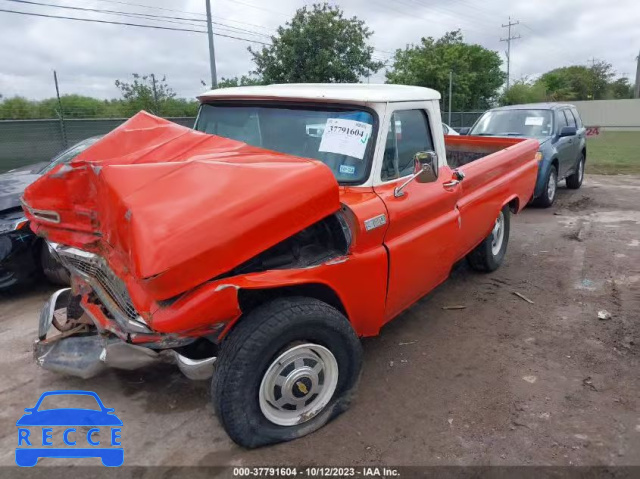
1, 174, 639, 468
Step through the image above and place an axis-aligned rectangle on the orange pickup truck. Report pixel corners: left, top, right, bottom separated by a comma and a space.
24, 84, 539, 448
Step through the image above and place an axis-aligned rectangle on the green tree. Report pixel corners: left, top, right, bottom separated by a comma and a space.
386, 30, 506, 111
537, 61, 615, 101
217, 75, 264, 88
38, 95, 116, 118
115, 73, 177, 115
0, 96, 37, 119
249, 3, 383, 83
501, 78, 548, 105
607, 77, 634, 99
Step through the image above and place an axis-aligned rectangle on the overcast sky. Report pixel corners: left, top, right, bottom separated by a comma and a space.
0, 0, 637, 100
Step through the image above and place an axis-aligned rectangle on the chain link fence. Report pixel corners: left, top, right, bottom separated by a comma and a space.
0, 116, 195, 173
0, 111, 485, 173
441, 111, 484, 129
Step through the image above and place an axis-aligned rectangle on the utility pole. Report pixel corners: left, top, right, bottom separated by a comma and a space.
587, 57, 598, 100
500, 17, 521, 90
448, 71, 453, 126
205, 0, 218, 89
150, 73, 159, 114
53, 70, 68, 149
635, 50, 640, 99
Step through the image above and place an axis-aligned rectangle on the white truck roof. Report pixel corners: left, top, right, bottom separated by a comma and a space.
198, 83, 441, 104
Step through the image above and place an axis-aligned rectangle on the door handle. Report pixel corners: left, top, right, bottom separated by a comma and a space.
443, 170, 465, 189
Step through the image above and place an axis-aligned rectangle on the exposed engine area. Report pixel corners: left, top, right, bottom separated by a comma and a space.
219, 212, 351, 279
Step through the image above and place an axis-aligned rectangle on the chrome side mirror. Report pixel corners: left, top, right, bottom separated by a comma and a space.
415, 151, 439, 184
394, 151, 439, 197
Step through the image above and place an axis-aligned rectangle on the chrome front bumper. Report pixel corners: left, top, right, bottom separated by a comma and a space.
34, 334, 159, 379
35, 288, 216, 380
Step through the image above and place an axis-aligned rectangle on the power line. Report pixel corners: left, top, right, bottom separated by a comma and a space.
0, 7, 271, 44
500, 17, 521, 89
220, 0, 290, 18
91, 0, 207, 18
3, 0, 272, 38
519, 22, 582, 66
88, 0, 277, 34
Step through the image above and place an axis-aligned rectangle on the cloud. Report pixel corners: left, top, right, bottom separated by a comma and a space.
0, 0, 636, 101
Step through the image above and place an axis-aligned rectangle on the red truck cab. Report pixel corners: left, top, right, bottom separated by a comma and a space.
24, 84, 539, 448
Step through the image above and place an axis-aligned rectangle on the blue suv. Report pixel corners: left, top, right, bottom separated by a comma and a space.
466, 103, 587, 207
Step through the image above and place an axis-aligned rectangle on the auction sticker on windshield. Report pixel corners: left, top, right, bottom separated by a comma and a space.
319, 118, 372, 160
524, 117, 544, 126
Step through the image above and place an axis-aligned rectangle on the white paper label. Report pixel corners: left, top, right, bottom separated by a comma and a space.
319, 118, 373, 160
525, 117, 544, 126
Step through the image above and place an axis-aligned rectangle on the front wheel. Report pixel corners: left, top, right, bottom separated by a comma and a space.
213, 297, 362, 448
533, 165, 558, 208
566, 154, 585, 189
466, 205, 511, 273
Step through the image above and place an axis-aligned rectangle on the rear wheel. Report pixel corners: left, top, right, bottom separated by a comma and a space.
213, 297, 362, 448
533, 165, 558, 208
466, 205, 511, 273
566, 153, 585, 189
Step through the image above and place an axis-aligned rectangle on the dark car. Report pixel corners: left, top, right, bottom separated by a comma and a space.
465, 103, 586, 207
0, 136, 102, 290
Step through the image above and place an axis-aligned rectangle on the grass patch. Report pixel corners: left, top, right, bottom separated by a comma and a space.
586, 131, 640, 175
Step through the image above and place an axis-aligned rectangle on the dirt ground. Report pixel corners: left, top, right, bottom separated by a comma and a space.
1, 174, 639, 468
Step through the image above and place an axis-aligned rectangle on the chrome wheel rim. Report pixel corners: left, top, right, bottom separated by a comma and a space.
259, 343, 339, 426
491, 211, 505, 256
547, 170, 557, 202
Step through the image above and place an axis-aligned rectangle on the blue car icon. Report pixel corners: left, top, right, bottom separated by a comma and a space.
16, 390, 123, 467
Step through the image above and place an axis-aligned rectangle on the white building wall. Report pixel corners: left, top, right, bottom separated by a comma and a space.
572, 99, 640, 131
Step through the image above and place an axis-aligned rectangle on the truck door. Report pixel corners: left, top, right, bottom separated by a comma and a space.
374, 108, 462, 322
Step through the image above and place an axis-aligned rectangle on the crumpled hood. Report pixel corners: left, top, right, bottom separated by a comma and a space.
23, 112, 340, 299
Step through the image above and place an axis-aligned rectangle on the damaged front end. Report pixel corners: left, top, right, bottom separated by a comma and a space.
25, 112, 353, 381
34, 287, 157, 379
34, 278, 219, 380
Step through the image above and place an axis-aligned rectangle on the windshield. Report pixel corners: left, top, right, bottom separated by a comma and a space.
40, 137, 101, 174
195, 103, 376, 183
470, 109, 554, 138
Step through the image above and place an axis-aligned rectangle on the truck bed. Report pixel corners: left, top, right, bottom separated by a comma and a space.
445, 136, 527, 168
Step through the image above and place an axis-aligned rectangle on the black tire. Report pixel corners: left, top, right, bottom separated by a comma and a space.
566, 153, 585, 189
533, 164, 558, 208
40, 242, 70, 285
213, 297, 362, 448
466, 205, 511, 273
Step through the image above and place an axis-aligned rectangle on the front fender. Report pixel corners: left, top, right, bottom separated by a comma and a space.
146, 247, 388, 339
533, 143, 559, 199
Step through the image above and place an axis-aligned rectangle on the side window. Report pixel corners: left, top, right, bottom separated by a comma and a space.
381, 110, 434, 181
570, 108, 583, 128
564, 110, 576, 128
556, 110, 568, 133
